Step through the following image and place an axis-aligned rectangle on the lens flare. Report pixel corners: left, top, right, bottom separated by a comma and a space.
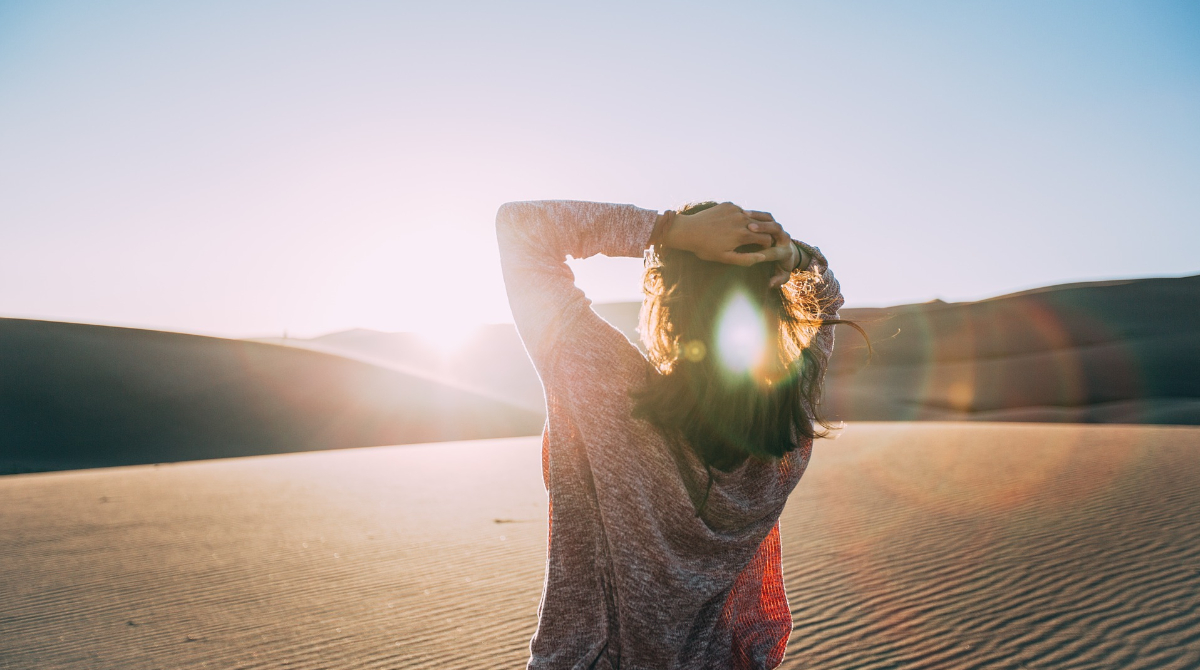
715, 291, 768, 375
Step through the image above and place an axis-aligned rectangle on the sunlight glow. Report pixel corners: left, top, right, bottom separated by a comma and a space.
413, 318, 480, 356
714, 291, 768, 375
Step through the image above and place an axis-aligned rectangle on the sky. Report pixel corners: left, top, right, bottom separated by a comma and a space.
1, 0, 1197, 340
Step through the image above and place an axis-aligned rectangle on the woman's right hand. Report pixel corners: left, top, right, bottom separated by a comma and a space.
664, 202, 795, 269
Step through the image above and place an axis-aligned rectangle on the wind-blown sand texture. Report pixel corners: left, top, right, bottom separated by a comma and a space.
3, 423, 1198, 669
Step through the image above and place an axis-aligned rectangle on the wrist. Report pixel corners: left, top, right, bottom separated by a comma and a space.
791, 240, 810, 273
658, 211, 688, 250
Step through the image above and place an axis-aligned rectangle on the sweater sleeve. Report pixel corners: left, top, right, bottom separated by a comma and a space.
794, 242, 843, 386
495, 200, 659, 375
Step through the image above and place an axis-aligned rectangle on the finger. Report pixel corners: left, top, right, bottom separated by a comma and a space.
717, 250, 766, 267
747, 221, 792, 249
738, 230, 775, 246
745, 210, 775, 222
769, 229, 792, 247
746, 219, 783, 235
758, 245, 795, 264
769, 270, 790, 288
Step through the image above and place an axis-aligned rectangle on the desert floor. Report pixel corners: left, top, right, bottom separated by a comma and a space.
2, 422, 1198, 669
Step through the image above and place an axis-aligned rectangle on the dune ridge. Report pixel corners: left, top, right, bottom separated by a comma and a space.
272, 274, 1200, 428
0, 318, 543, 475
2, 423, 1197, 668
594, 275, 1200, 424
3, 274, 1197, 475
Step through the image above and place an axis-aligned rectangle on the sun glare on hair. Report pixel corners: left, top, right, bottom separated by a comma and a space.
714, 291, 768, 375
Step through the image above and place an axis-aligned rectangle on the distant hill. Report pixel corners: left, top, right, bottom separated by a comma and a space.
0, 320, 544, 474
590, 275, 1200, 424
823, 274, 1200, 423
274, 275, 1200, 427
3, 274, 1197, 475
252, 324, 545, 414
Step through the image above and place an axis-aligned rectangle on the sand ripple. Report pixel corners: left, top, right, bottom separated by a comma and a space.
1, 424, 1197, 668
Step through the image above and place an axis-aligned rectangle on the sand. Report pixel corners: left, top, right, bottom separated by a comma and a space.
2, 422, 1198, 669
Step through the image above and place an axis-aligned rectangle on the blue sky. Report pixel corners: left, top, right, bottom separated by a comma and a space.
1, 1, 1197, 338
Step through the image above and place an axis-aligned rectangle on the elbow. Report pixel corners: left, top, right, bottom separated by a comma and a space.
495, 201, 536, 247
494, 202, 521, 250
495, 200, 535, 229
495, 201, 519, 233
496, 201, 550, 252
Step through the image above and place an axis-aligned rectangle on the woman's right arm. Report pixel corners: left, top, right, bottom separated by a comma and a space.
495, 200, 660, 375
496, 201, 789, 376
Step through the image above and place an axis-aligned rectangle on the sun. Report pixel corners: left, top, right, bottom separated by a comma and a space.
412, 317, 480, 356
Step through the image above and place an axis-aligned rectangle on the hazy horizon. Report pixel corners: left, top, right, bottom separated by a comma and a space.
2, 1, 1198, 340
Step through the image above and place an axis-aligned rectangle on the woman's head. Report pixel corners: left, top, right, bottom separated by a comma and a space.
633, 201, 837, 471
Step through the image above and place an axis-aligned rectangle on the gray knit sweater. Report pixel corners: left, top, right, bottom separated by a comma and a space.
496, 201, 843, 670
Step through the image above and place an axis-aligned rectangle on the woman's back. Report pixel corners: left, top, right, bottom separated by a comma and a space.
496, 200, 842, 669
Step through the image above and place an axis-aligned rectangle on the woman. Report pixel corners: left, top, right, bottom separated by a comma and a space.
496, 200, 845, 670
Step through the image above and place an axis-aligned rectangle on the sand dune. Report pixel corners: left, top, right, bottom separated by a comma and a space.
596, 275, 1200, 424
254, 324, 546, 414
2, 423, 1197, 668
3, 275, 1196, 475
0, 319, 543, 475
279, 275, 1200, 428
823, 274, 1200, 424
